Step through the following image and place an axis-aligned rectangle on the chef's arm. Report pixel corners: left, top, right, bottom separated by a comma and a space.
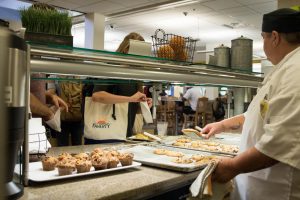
30, 93, 54, 121
213, 147, 278, 183
92, 91, 146, 104
202, 114, 245, 138
221, 114, 245, 132
45, 89, 68, 112
231, 147, 278, 173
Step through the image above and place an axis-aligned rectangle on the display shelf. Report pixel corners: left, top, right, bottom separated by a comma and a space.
29, 43, 263, 88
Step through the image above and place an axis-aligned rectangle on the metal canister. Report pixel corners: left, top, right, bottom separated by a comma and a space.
231, 36, 253, 71
208, 55, 216, 65
214, 44, 230, 67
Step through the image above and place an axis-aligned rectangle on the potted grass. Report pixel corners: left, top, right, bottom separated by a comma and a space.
20, 3, 73, 46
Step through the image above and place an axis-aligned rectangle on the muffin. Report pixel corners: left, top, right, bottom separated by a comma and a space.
57, 152, 73, 161
75, 159, 92, 173
107, 156, 120, 168
90, 148, 104, 157
41, 156, 58, 171
91, 154, 109, 170
74, 153, 89, 161
56, 160, 75, 176
118, 153, 134, 166
107, 150, 120, 157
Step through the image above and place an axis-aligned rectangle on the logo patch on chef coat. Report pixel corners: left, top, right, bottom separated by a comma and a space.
260, 94, 269, 119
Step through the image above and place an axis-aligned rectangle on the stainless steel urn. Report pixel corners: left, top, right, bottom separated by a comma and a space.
214, 44, 230, 67
231, 36, 253, 71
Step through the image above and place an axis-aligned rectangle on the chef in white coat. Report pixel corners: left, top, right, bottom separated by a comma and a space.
201, 8, 300, 200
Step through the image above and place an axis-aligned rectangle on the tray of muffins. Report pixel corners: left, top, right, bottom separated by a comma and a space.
126, 144, 222, 172
26, 148, 141, 182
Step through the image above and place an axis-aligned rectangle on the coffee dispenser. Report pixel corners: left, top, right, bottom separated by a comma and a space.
0, 20, 27, 199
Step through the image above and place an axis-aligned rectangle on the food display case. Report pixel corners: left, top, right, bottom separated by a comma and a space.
18, 42, 263, 199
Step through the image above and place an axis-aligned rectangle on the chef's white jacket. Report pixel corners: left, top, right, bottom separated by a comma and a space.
232, 47, 300, 200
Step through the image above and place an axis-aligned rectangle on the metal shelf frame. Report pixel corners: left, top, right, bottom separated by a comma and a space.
30, 45, 263, 88
23, 44, 263, 186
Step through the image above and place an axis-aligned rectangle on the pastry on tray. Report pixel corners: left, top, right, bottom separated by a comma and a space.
172, 157, 193, 164
165, 150, 184, 157
118, 153, 134, 166
74, 153, 89, 161
75, 159, 92, 173
91, 154, 109, 170
107, 156, 120, 168
56, 159, 76, 176
41, 156, 58, 171
153, 149, 168, 155
57, 152, 73, 161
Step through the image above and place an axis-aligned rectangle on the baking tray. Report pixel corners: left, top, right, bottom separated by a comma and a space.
19, 161, 141, 183
125, 145, 218, 172
162, 138, 239, 156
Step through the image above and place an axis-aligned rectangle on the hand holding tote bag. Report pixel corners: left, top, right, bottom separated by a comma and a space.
84, 97, 128, 140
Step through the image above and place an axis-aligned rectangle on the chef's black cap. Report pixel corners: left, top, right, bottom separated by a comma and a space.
262, 8, 300, 33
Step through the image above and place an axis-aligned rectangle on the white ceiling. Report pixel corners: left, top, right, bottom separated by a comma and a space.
1, 0, 279, 58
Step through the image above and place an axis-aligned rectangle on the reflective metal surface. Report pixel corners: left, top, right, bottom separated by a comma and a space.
7, 48, 26, 107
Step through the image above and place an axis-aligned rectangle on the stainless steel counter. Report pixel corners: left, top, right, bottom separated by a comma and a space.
20, 143, 199, 200
20, 133, 240, 200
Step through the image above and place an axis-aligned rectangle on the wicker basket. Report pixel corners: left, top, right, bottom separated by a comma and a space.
151, 29, 197, 63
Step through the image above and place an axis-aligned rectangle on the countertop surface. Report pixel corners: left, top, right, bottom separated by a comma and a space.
20, 134, 240, 200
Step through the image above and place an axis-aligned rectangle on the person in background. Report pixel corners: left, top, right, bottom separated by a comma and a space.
202, 8, 300, 200
212, 94, 225, 122
30, 92, 67, 121
47, 75, 84, 146
182, 86, 206, 114
30, 72, 68, 121
85, 32, 152, 144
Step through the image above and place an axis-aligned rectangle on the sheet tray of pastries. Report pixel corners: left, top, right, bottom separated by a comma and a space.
19, 148, 141, 183
166, 136, 239, 156
126, 144, 222, 172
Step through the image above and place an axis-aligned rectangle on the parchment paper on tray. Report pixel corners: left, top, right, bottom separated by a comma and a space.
125, 145, 220, 172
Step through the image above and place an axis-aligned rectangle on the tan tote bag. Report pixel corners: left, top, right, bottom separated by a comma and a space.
84, 97, 128, 140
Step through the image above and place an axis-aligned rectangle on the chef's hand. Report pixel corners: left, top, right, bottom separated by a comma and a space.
46, 92, 68, 112
51, 95, 69, 112
147, 98, 153, 108
212, 158, 238, 183
131, 92, 147, 102
201, 121, 225, 139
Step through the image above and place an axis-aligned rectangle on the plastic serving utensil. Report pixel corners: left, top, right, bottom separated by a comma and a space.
143, 131, 162, 143
181, 129, 203, 140
195, 126, 208, 138
195, 126, 203, 132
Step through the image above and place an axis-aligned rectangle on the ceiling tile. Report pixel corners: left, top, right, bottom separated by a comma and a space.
110, 0, 149, 8
175, 3, 213, 13
201, 0, 242, 10
220, 6, 256, 17
77, 0, 125, 14
247, 1, 277, 14
234, 0, 277, 6
47, 0, 80, 10
63, 0, 101, 7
